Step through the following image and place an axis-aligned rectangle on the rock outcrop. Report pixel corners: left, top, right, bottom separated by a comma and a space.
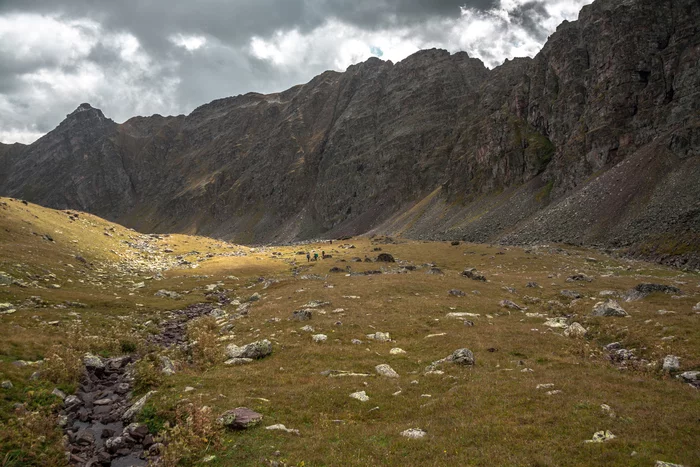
1, 0, 698, 266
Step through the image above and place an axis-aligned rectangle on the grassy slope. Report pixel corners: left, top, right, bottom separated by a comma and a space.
0, 197, 698, 466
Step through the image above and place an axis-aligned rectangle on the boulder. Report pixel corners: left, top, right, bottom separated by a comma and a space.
122, 391, 156, 422
83, 353, 104, 370
401, 428, 427, 439
662, 355, 680, 372
462, 268, 486, 281
376, 253, 395, 262
225, 340, 272, 360
375, 364, 400, 378
349, 391, 369, 402
627, 283, 682, 301
292, 309, 313, 321
564, 322, 587, 338
592, 300, 628, 317
219, 407, 263, 429
447, 348, 475, 366
448, 289, 466, 297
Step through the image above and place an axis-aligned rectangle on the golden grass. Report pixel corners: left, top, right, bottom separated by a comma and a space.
0, 198, 698, 466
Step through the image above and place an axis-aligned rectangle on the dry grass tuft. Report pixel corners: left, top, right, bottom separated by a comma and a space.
187, 316, 220, 368
159, 402, 222, 467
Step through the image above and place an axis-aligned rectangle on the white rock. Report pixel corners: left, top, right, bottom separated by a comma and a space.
375, 364, 400, 378
544, 317, 568, 329
312, 334, 328, 343
401, 428, 427, 439
584, 430, 616, 443
265, 424, 300, 435
564, 322, 587, 338
349, 390, 369, 402
366, 332, 391, 342
662, 355, 680, 372
446, 312, 480, 318
536, 384, 554, 389
122, 391, 156, 422
300, 325, 315, 333
390, 348, 406, 355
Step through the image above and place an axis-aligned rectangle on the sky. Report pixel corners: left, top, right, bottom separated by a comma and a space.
0, 0, 593, 144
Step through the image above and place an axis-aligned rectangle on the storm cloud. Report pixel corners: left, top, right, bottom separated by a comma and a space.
0, 0, 592, 143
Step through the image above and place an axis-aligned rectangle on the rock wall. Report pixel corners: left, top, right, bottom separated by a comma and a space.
1, 0, 698, 266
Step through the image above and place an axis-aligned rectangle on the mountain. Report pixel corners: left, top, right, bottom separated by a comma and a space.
1, 0, 699, 268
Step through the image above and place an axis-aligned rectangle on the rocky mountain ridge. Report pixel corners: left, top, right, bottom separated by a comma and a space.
1, 0, 699, 267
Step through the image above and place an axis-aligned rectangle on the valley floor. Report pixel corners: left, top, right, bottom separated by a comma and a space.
0, 197, 698, 466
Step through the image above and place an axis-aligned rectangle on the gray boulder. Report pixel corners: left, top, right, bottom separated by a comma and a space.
592, 300, 628, 317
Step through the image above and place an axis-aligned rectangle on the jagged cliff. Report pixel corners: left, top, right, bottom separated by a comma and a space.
1, 0, 699, 267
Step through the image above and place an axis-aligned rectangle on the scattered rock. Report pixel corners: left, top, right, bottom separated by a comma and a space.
292, 309, 313, 321
225, 340, 273, 360
499, 299, 526, 311
349, 391, 369, 402
567, 274, 593, 282
154, 289, 181, 299
662, 355, 680, 372
626, 283, 682, 301
51, 388, 66, 399
83, 353, 104, 370
426, 267, 444, 275
376, 253, 395, 262
584, 430, 616, 443
300, 325, 315, 332
1, 380, 12, 389
677, 371, 699, 388
448, 348, 475, 366
390, 348, 406, 355
560, 290, 582, 299
160, 356, 176, 375
592, 300, 628, 317
544, 317, 568, 328
366, 332, 391, 342
526, 282, 541, 288
122, 391, 156, 422
219, 407, 263, 429
564, 322, 587, 338
448, 289, 466, 297
265, 424, 300, 435
375, 364, 400, 378
655, 461, 685, 467
462, 268, 486, 281
401, 428, 427, 439
312, 334, 328, 343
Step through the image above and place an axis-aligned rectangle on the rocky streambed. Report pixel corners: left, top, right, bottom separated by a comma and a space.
62, 303, 217, 466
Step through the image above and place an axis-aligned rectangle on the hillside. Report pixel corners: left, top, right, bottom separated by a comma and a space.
0, 197, 699, 466
1, 0, 699, 268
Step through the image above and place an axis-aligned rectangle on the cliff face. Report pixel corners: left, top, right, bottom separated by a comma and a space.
1, 0, 699, 266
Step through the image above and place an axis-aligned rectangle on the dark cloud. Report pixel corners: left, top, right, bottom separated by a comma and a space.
0, 0, 590, 143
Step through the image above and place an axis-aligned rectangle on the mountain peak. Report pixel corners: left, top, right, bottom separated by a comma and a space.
66, 103, 106, 120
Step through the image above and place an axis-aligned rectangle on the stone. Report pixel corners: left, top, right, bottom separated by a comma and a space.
626, 283, 682, 301
249, 292, 261, 302
662, 355, 680, 372
564, 322, 587, 338
300, 325, 315, 332
312, 334, 328, 343
83, 353, 104, 370
592, 300, 628, 317
462, 268, 486, 281
560, 290, 582, 299
154, 289, 181, 299
225, 358, 254, 365
225, 339, 272, 359
390, 348, 406, 355
567, 274, 593, 282
122, 390, 156, 422
448, 289, 466, 297
677, 371, 699, 385
160, 356, 176, 375
265, 424, 300, 435
366, 332, 391, 342
1, 380, 12, 389
426, 267, 444, 275
375, 364, 400, 378
584, 430, 616, 443
499, 299, 526, 311
219, 407, 263, 429
292, 309, 313, 321
655, 462, 685, 467
349, 391, 369, 402
526, 282, 541, 288
447, 348, 475, 366
401, 428, 427, 439
544, 317, 568, 329
376, 253, 395, 262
